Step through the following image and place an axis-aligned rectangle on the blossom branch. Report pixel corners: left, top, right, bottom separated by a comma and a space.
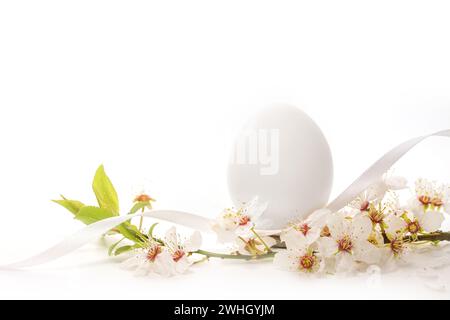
194, 249, 276, 261
411, 231, 450, 242
272, 231, 450, 250
53, 165, 450, 277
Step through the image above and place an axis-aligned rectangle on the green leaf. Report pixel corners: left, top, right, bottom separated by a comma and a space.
75, 207, 145, 244
108, 237, 125, 256
92, 165, 120, 215
52, 196, 85, 215
75, 206, 116, 225
114, 245, 137, 256
116, 224, 144, 243
148, 223, 158, 238
129, 201, 149, 214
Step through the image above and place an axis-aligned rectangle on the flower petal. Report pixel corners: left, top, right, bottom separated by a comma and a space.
164, 226, 178, 248
384, 215, 406, 237
305, 228, 321, 244
384, 176, 408, 190
262, 236, 277, 248
418, 210, 445, 233
153, 250, 176, 277
281, 229, 309, 250
366, 181, 388, 202
174, 257, 192, 274
335, 253, 355, 273
273, 250, 298, 271
307, 209, 331, 229
351, 215, 372, 241
243, 196, 268, 221
184, 231, 202, 252
354, 241, 381, 264
318, 237, 338, 258
407, 197, 422, 212
327, 213, 346, 239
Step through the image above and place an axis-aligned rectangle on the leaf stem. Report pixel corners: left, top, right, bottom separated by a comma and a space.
138, 202, 152, 232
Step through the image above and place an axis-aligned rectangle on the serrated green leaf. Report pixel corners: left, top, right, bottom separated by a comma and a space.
52, 196, 85, 215
75, 206, 116, 225
92, 165, 119, 215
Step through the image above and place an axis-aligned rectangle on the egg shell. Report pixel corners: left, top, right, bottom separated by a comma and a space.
227, 105, 333, 229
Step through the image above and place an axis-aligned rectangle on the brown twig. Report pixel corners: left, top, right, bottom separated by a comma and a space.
272, 232, 450, 249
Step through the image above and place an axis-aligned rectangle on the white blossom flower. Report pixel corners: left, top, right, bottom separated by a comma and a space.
122, 243, 175, 277
383, 174, 408, 190
211, 197, 267, 243
319, 213, 381, 271
380, 235, 409, 265
378, 203, 409, 263
382, 209, 443, 263
385, 208, 444, 237
281, 209, 331, 246
122, 227, 201, 277
349, 175, 407, 212
130, 181, 157, 212
408, 210, 444, 235
274, 235, 323, 274
384, 214, 406, 237
349, 181, 388, 211
164, 227, 202, 274
408, 179, 450, 212
132, 193, 156, 211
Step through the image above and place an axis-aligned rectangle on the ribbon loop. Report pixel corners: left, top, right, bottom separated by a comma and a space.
327, 129, 450, 212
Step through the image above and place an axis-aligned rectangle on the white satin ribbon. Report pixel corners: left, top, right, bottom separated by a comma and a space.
327, 129, 450, 212
0, 210, 212, 270
2, 129, 450, 269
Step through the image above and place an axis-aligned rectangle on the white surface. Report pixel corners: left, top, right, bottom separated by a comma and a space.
1, 0, 450, 299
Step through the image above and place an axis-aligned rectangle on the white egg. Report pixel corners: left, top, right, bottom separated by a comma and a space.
227, 105, 333, 229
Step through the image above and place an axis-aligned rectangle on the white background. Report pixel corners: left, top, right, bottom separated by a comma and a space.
1, 0, 450, 299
